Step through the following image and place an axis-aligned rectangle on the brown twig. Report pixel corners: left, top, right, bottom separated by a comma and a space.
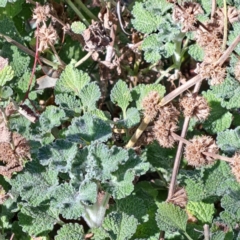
167, 81, 202, 200
211, 0, 216, 19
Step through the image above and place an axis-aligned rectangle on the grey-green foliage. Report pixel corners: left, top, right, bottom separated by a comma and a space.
131, 0, 180, 63
55, 223, 85, 240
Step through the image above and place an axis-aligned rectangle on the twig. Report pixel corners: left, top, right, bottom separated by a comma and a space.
75, 0, 98, 21
10, 233, 14, 240
222, 0, 228, 50
211, 0, 216, 19
0, 34, 61, 69
65, 0, 89, 26
75, 51, 93, 67
117, 1, 131, 35
203, 224, 210, 240
167, 81, 202, 201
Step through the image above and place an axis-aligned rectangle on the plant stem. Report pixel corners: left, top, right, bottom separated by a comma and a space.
167, 81, 202, 200
65, 0, 89, 26
75, 0, 98, 21
125, 116, 151, 148
211, 0, 216, 19
75, 51, 93, 67
0, 34, 61, 69
183, 232, 194, 240
50, 44, 66, 67
203, 224, 210, 240
222, 0, 228, 50
156, 64, 175, 83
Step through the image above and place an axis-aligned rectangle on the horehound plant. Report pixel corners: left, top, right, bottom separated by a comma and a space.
1, 0, 240, 239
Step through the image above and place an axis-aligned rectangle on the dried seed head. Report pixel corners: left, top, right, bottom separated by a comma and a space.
32, 4, 51, 24
172, 2, 203, 32
234, 61, 240, 82
195, 63, 226, 85
215, 7, 240, 24
195, 30, 222, 48
36, 24, 58, 52
180, 94, 210, 121
0, 121, 11, 143
157, 103, 180, 122
83, 21, 111, 52
203, 45, 223, 63
142, 91, 160, 120
231, 153, 240, 182
0, 57, 8, 71
153, 118, 178, 148
184, 136, 218, 167
0, 132, 30, 177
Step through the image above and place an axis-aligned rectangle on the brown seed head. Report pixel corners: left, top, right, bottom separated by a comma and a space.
157, 103, 180, 122
153, 118, 178, 148
184, 136, 218, 167
180, 94, 210, 121
36, 24, 58, 52
195, 63, 226, 85
142, 91, 160, 120
172, 2, 203, 32
32, 4, 51, 24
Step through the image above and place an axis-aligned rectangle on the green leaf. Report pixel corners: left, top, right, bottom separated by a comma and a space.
79, 82, 101, 111
185, 178, 206, 201
55, 61, 91, 95
116, 107, 140, 128
18, 204, 59, 236
55, 223, 85, 240
39, 106, 66, 132
53, 182, 97, 220
0, 86, 13, 98
131, 83, 166, 110
38, 140, 78, 173
10, 46, 30, 77
92, 212, 138, 240
155, 203, 188, 232
188, 44, 204, 61
10, 161, 59, 206
55, 93, 81, 117
71, 21, 86, 34
202, 91, 232, 134
0, 0, 25, 19
187, 201, 215, 223
0, 65, 14, 87
217, 127, 240, 154
17, 71, 35, 93
110, 80, 132, 114
65, 113, 112, 144
9, 115, 31, 139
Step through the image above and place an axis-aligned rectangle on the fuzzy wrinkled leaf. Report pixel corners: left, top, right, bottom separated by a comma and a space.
110, 80, 132, 113
18, 205, 59, 236
71, 21, 86, 34
217, 127, 240, 154
55, 223, 85, 240
55, 61, 91, 95
92, 212, 138, 240
116, 107, 140, 128
65, 113, 112, 144
10, 161, 59, 206
0, 65, 14, 87
187, 201, 215, 223
188, 44, 204, 61
80, 82, 101, 111
202, 91, 232, 134
17, 71, 35, 93
0, 86, 13, 98
156, 203, 188, 232
39, 106, 66, 132
38, 140, 78, 172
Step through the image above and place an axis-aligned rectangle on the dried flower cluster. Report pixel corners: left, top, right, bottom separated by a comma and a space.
142, 91, 161, 120
195, 62, 226, 85
172, 2, 203, 32
153, 103, 180, 148
82, 21, 112, 52
180, 93, 210, 121
0, 118, 30, 178
32, 4, 51, 24
36, 24, 58, 52
231, 153, 240, 182
184, 136, 218, 167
